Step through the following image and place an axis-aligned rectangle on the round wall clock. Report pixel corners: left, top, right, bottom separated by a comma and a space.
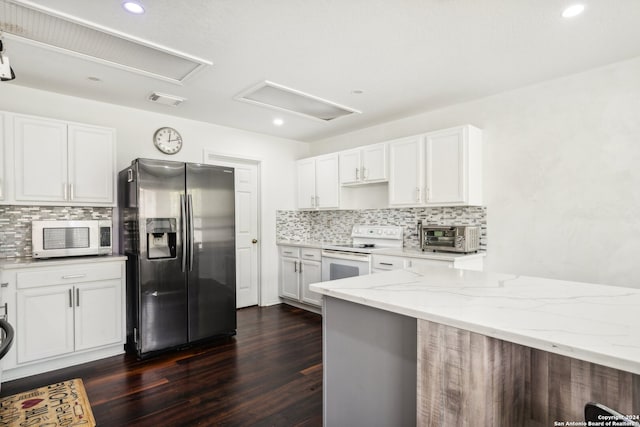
153, 127, 183, 154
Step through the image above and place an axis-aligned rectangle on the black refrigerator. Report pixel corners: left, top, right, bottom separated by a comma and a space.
118, 158, 236, 357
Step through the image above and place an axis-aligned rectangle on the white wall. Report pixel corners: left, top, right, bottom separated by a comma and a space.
0, 84, 310, 305
311, 56, 640, 289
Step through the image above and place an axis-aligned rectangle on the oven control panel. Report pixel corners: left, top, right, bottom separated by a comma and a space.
352, 226, 403, 240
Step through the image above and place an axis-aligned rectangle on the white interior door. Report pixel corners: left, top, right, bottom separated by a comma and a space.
204, 152, 260, 308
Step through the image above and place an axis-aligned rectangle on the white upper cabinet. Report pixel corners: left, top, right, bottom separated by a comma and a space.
339, 142, 388, 185
339, 149, 360, 185
315, 155, 339, 208
68, 124, 115, 204
14, 115, 68, 202
389, 125, 482, 207
296, 154, 339, 209
388, 135, 424, 206
297, 158, 317, 209
9, 113, 116, 206
424, 125, 482, 206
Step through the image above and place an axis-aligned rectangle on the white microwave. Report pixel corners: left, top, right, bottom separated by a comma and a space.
31, 220, 113, 259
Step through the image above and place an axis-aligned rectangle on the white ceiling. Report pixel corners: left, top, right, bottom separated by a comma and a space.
2, 0, 640, 142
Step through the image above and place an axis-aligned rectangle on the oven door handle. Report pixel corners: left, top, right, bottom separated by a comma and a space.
321, 251, 371, 262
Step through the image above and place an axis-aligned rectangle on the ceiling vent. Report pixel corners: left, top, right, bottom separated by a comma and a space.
148, 92, 186, 107
235, 81, 361, 122
0, 0, 212, 84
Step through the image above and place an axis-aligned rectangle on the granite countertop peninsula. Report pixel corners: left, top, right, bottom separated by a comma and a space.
310, 265, 640, 374
0, 254, 127, 270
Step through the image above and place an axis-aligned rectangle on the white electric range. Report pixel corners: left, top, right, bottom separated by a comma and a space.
322, 225, 404, 281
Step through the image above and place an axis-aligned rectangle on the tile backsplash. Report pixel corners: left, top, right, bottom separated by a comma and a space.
277, 207, 487, 250
0, 206, 112, 259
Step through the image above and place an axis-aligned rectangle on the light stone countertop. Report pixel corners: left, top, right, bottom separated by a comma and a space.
373, 247, 486, 261
277, 241, 485, 262
277, 240, 349, 249
0, 254, 127, 270
310, 265, 640, 375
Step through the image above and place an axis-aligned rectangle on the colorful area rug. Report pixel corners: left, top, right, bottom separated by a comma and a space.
0, 378, 96, 426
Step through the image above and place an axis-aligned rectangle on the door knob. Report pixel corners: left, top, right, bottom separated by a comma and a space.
252, 239, 258, 244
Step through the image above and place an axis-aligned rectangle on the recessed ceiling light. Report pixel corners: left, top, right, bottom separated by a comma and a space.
122, 1, 145, 15
273, 118, 284, 126
351, 90, 364, 95
562, 4, 585, 18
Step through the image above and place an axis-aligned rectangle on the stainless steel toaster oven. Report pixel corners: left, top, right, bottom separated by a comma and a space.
418, 222, 480, 253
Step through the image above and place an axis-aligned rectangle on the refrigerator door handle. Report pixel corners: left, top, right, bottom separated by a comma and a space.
188, 194, 194, 271
181, 194, 187, 273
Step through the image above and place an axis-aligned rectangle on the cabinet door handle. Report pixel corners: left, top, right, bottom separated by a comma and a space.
363, 167, 367, 179
379, 262, 394, 266
294, 261, 297, 273
76, 288, 80, 307
63, 183, 68, 200
70, 183, 74, 200
310, 196, 315, 208
355, 167, 359, 180
299, 261, 303, 273
416, 187, 421, 202
315, 196, 319, 207
0, 282, 8, 288
283, 251, 293, 255
62, 274, 86, 279
68, 289, 73, 308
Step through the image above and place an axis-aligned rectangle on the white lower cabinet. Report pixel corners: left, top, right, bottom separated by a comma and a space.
74, 280, 122, 351
17, 284, 75, 363
0, 258, 126, 381
278, 246, 323, 308
371, 255, 407, 273
300, 258, 323, 306
372, 253, 484, 273
280, 255, 300, 300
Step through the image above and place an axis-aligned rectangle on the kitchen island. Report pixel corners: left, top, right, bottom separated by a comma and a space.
310, 266, 640, 427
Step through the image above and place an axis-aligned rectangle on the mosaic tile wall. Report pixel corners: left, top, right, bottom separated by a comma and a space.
0, 206, 112, 258
276, 206, 487, 250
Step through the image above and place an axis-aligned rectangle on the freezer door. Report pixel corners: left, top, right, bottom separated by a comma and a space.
186, 163, 236, 342
136, 159, 188, 354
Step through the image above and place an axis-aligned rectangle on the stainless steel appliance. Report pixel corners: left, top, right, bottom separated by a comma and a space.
31, 220, 112, 259
322, 225, 404, 281
418, 222, 480, 253
118, 158, 236, 358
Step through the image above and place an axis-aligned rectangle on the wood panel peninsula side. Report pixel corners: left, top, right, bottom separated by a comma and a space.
310, 266, 640, 427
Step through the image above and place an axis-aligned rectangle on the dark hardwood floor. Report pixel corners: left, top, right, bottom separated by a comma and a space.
1, 304, 323, 426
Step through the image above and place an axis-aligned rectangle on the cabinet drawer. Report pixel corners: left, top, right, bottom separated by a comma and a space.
300, 248, 321, 261
372, 255, 406, 271
407, 258, 454, 269
279, 246, 300, 258
17, 262, 122, 289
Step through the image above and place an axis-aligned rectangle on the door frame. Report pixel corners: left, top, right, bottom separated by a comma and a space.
203, 149, 262, 307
